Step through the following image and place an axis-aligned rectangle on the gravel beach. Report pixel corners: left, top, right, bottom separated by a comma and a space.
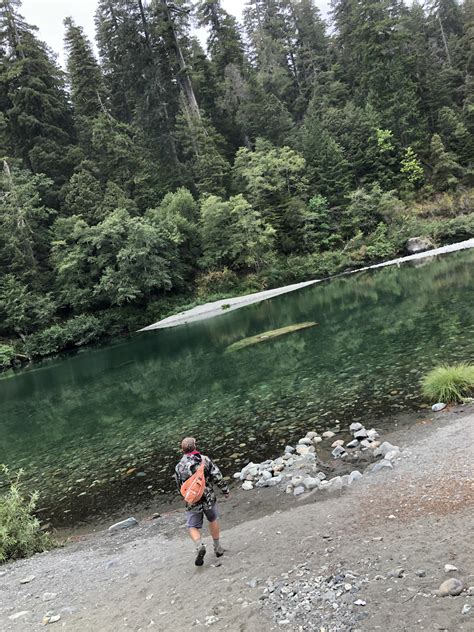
1, 405, 473, 631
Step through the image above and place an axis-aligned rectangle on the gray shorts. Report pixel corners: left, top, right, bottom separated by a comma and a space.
185, 504, 219, 529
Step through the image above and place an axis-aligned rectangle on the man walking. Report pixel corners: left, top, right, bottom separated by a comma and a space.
175, 437, 230, 566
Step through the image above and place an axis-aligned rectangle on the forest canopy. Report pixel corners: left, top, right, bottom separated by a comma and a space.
0, 0, 473, 363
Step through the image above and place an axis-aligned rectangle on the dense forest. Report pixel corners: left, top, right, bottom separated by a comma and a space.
0, 0, 473, 365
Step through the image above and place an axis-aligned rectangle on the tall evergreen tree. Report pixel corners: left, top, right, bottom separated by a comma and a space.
0, 0, 76, 189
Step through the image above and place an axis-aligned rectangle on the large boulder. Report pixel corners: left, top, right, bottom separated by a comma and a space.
406, 236, 434, 254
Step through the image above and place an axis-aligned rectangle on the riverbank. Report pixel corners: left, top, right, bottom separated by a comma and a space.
140, 238, 474, 331
2, 404, 473, 631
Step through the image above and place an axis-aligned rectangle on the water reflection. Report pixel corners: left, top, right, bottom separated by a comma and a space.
0, 251, 473, 526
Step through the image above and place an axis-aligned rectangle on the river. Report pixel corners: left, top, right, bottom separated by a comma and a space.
0, 248, 473, 526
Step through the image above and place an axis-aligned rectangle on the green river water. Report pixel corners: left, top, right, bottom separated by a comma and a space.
1, 249, 473, 526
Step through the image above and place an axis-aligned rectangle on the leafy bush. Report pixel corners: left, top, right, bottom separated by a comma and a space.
24, 314, 105, 357
195, 268, 240, 298
0, 466, 53, 563
0, 344, 15, 369
421, 363, 474, 403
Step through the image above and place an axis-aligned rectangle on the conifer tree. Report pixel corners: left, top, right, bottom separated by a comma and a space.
0, 0, 75, 188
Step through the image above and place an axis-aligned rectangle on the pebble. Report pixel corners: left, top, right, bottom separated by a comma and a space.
19, 575, 35, 584
242, 481, 253, 491
43, 614, 61, 625
313, 437, 322, 444
298, 437, 313, 446
371, 459, 393, 473
42, 593, 57, 602
387, 568, 405, 579
305, 431, 319, 440
331, 439, 345, 448
346, 439, 359, 449
432, 402, 447, 412
348, 470, 363, 485
415, 570, 426, 577
462, 604, 471, 615
444, 564, 458, 573
204, 615, 219, 626
438, 578, 464, 597
284, 446, 295, 454
8, 611, 29, 621
322, 431, 335, 438
354, 429, 369, 440
354, 599, 366, 606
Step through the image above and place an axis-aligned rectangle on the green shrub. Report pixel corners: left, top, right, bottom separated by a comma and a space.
421, 363, 474, 403
0, 344, 15, 369
195, 268, 240, 298
0, 466, 53, 563
24, 314, 105, 357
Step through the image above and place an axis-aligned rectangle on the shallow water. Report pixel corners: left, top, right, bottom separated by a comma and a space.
1, 250, 473, 526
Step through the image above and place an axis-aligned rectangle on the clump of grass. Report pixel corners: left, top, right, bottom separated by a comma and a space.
421, 363, 474, 403
0, 466, 54, 563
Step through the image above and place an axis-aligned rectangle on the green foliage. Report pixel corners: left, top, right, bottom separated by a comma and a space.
430, 134, 464, 191
196, 268, 239, 298
342, 185, 404, 237
400, 147, 424, 187
421, 363, 474, 403
200, 194, 275, 271
24, 314, 105, 358
0, 344, 15, 369
0, 466, 53, 563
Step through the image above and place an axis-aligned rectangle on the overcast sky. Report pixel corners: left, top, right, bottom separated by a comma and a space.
21, 0, 331, 67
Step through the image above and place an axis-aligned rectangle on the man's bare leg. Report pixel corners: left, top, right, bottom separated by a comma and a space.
209, 519, 224, 557
189, 527, 206, 566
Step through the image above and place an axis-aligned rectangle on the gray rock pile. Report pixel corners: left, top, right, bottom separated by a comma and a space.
261, 561, 366, 630
234, 421, 400, 497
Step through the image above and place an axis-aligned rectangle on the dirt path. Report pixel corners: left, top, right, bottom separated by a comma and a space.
1, 406, 473, 631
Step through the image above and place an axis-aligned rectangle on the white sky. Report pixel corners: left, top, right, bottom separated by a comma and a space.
21, 0, 331, 67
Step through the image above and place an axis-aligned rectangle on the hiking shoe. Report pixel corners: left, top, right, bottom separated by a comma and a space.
195, 544, 206, 566
214, 544, 225, 558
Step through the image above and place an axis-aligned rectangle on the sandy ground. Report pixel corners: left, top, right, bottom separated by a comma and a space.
1, 405, 473, 632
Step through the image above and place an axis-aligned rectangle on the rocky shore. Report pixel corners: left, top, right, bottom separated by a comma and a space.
1, 405, 473, 631
233, 420, 401, 499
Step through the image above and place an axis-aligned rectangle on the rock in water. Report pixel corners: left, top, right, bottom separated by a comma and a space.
432, 402, 447, 412
331, 446, 346, 459
438, 578, 464, 597
108, 517, 138, 533
346, 439, 359, 449
406, 236, 434, 254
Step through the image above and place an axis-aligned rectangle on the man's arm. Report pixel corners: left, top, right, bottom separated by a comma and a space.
207, 457, 230, 495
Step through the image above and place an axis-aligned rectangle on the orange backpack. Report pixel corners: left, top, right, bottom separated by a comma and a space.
180, 461, 206, 505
